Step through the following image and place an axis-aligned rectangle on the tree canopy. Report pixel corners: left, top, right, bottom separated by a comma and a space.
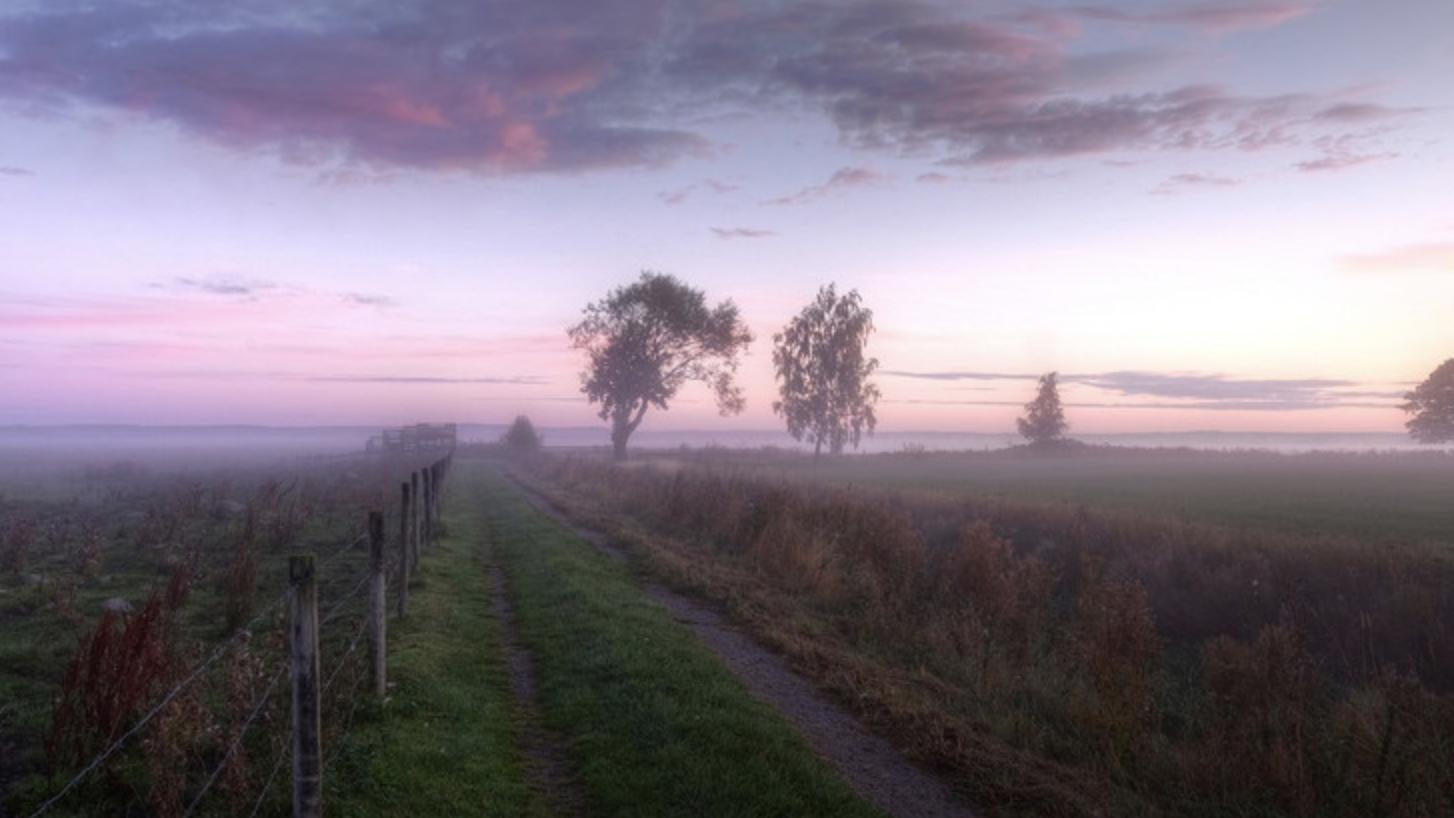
500, 415, 542, 454
568, 272, 753, 459
1403, 358, 1454, 443
1017, 372, 1068, 445
772, 284, 880, 456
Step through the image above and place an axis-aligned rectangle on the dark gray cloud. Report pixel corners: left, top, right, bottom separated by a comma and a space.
710, 227, 776, 239
0, 0, 1403, 174
0, 165, 32, 176
883, 369, 1399, 410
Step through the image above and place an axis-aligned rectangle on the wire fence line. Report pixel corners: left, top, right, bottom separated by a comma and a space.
181, 664, 289, 818
246, 738, 291, 818
26, 450, 454, 818
25, 581, 292, 818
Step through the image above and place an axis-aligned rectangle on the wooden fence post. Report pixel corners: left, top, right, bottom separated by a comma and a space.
397, 483, 411, 620
432, 462, 444, 524
288, 554, 322, 818
422, 468, 433, 548
410, 471, 421, 562
368, 511, 386, 699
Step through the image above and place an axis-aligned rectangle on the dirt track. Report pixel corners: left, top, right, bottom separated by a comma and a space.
513, 481, 974, 818
488, 561, 584, 817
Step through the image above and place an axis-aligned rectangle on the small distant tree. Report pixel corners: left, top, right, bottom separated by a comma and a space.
772, 284, 881, 457
500, 415, 543, 455
1018, 372, 1068, 445
569, 272, 753, 460
1403, 358, 1454, 443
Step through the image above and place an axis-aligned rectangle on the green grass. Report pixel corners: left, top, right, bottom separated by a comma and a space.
473, 461, 884, 818
326, 477, 544, 818
656, 449, 1454, 544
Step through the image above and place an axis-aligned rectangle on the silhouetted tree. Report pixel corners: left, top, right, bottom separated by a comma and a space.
1403, 358, 1454, 443
569, 272, 753, 460
1017, 372, 1068, 445
500, 415, 542, 455
772, 284, 880, 457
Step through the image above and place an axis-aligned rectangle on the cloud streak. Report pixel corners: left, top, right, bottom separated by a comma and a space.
165, 276, 277, 297
882, 369, 1399, 411
1343, 242, 1454, 273
1152, 172, 1241, 194
306, 375, 547, 385
659, 178, 738, 205
710, 227, 777, 240
765, 166, 884, 205
1067, 2, 1316, 34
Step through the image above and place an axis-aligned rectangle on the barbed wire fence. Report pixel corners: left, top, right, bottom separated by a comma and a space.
26, 451, 454, 818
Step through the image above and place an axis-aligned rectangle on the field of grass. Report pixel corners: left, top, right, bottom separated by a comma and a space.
646, 446, 1454, 545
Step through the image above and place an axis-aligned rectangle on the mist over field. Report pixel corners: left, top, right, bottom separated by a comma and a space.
4, 1, 1454, 816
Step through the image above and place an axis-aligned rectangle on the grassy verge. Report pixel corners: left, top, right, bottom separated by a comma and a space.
474, 460, 883, 818
325, 473, 545, 818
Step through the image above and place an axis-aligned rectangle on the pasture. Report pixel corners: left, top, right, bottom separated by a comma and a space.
642, 445, 1454, 545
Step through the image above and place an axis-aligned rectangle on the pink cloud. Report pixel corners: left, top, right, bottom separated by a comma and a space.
1343, 242, 1454, 273
1070, 2, 1315, 34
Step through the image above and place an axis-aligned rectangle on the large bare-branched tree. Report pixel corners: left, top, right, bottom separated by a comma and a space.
1403, 358, 1454, 443
772, 284, 880, 457
1017, 372, 1068, 445
569, 272, 753, 460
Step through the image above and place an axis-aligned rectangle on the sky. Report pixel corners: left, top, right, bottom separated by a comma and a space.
1, 0, 1451, 434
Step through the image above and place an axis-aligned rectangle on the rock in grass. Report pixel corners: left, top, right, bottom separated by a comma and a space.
102, 596, 133, 614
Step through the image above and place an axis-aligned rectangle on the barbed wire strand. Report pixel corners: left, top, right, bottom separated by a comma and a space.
322, 634, 372, 774
181, 664, 288, 817
322, 616, 370, 696
245, 741, 289, 818
317, 531, 369, 573
319, 571, 372, 629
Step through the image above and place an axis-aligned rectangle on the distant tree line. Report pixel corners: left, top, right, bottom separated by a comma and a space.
554, 270, 1451, 459
564, 271, 1080, 460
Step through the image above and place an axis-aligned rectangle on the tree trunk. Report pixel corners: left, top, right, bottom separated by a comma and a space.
813, 438, 822, 460
612, 421, 630, 461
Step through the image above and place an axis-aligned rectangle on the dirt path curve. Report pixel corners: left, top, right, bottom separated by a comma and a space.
487, 559, 585, 817
511, 480, 975, 818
